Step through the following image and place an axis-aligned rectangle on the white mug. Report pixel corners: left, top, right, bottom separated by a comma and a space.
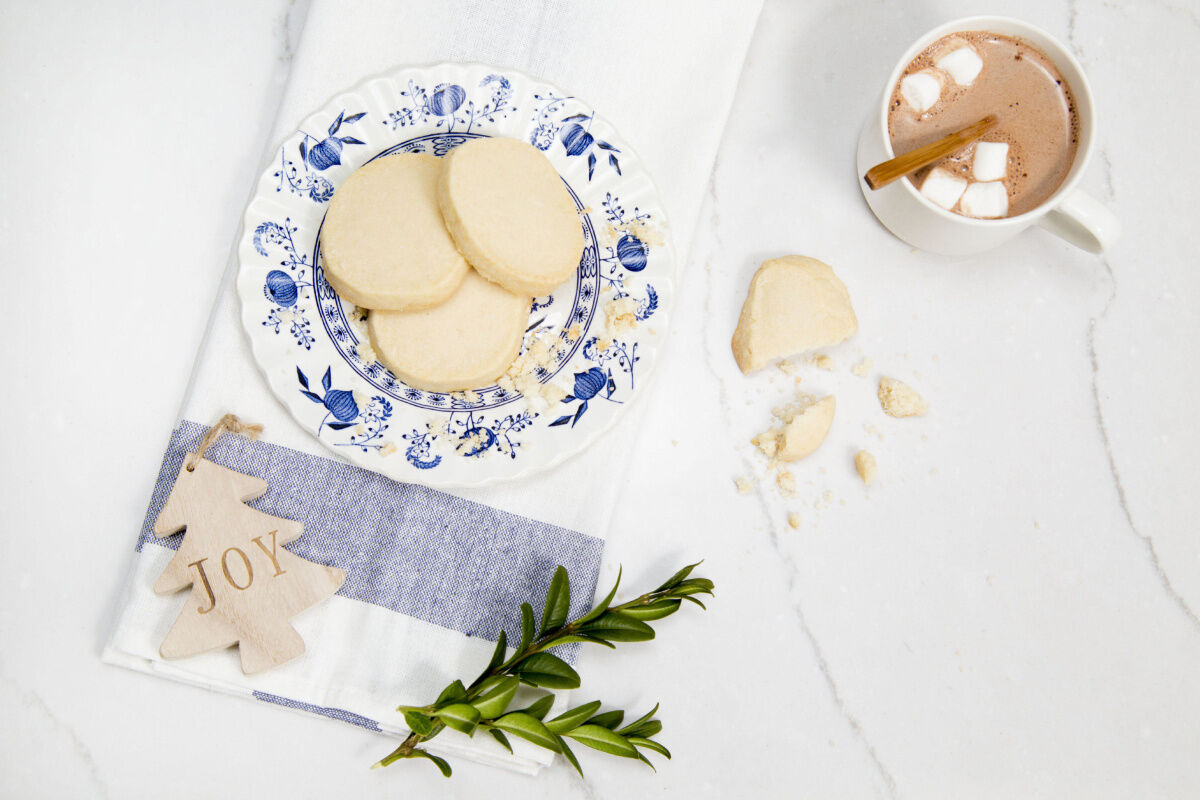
856, 16, 1120, 255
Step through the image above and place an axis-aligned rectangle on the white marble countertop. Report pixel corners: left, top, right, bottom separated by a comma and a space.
3, 0, 1198, 797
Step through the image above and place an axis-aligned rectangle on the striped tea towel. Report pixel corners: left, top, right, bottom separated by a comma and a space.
104, 0, 763, 774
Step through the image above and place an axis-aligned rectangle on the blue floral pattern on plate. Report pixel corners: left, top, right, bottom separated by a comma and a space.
237, 63, 674, 488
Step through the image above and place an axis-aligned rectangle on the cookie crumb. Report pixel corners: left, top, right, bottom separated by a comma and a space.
776, 470, 797, 497
354, 339, 377, 365
813, 354, 835, 371
851, 356, 872, 377
604, 295, 639, 332
878, 376, 927, 417
735, 476, 755, 495
380, 441, 398, 457
855, 450, 877, 485
787, 512, 802, 530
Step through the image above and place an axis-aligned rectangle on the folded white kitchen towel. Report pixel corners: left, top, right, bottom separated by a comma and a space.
105, 0, 762, 774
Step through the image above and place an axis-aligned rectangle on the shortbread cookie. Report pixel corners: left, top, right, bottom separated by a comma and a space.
367, 269, 530, 392
321, 154, 469, 311
438, 137, 583, 296
731, 256, 857, 374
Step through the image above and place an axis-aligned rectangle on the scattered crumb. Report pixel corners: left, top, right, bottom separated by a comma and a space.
878, 376, 928, 417
751, 430, 778, 459
788, 512, 802, 530
776, 470, 797, 497
813, 354, 835, 371
851, 357, 872, 378
594, 336, 612, 353
735, 476, 755, 495
504, 329, 568, 412
456, 429, 491, 455
380, 441, 398, 457
855, 450, 877, 485
567, 324, 582, 339
604, 295, 639, 332
778, 360, 800, 376
354, 339, 377, 365
1034, 520, 1041, 530
862, 423, 884, 441
671, 439, 678, 447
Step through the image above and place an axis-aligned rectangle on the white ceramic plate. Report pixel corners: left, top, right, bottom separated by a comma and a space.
237, 63, 674, 487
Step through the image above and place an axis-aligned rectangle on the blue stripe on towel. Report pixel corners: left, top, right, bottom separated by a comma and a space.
138, 420, 604, 649
252, 691, 382, 731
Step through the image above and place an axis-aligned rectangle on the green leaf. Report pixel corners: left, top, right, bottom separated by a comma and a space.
586, 710, 625, 730
682, 595, 707, 610
629, 736, 671, 759
673, 578, 714, 596
482, 630, 507, 676
539, 565, 571, 635
435, 680, 467, 706
513, 652, 581, 689
620, 599, 681, 621
546, 700, 602, 734
565, 724, 639, 758
410, 748, 453, 777
471, 676, 519, 719
622, 719, 662, 738
488, 728, 513, 754
576, 566, 622, 625
402, 710, 436, 736
617, 703, 659, 736
434, 703, 481, 736
543, 632, 616, 649
518, 603, 535, 652
491, 712, 560, 751
579, 610, 655, 642
523, 694, 555, 720
634, 750, 657, 771
653, 561, 702, 592
555, 734, 584, 776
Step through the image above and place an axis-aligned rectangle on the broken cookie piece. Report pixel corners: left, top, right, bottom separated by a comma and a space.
754, 395, 836, 463
855, 450, 877, 485
878, 376, 927, 418
731, 255, 858, 374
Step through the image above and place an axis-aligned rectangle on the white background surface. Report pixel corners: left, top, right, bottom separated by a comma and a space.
2, 0, 1198, 797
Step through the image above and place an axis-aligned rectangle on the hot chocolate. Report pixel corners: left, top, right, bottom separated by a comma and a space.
887, 31, 1079, 219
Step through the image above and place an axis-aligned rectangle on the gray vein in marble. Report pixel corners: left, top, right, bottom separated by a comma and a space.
1085, 144, 1198, 630
15, 682, 109, 798
278, 0, 311, 64
697, 178, 897, 800
1088, 259, 1200, 633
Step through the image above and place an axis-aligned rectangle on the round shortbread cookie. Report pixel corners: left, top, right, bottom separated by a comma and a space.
367, 269, 530, 393
438, 137, 584, 296
321, 153, 469, 311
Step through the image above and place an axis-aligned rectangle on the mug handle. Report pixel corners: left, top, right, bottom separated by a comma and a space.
1036, 189, 1121, 253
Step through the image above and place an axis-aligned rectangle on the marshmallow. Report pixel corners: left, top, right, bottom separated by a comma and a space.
920, 168, 968, 210
960, 181, 1009, 218
972, 141, 1009, 181
900, 70, 942, 113
936, 46, 984, 86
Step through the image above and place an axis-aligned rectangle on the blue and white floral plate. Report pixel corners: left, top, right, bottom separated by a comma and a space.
237, 63, 674, 488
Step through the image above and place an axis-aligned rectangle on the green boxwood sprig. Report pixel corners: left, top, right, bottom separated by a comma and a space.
373, 561, 713, 777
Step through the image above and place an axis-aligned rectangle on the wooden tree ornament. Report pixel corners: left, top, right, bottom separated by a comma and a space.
153, 415, 346, 674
